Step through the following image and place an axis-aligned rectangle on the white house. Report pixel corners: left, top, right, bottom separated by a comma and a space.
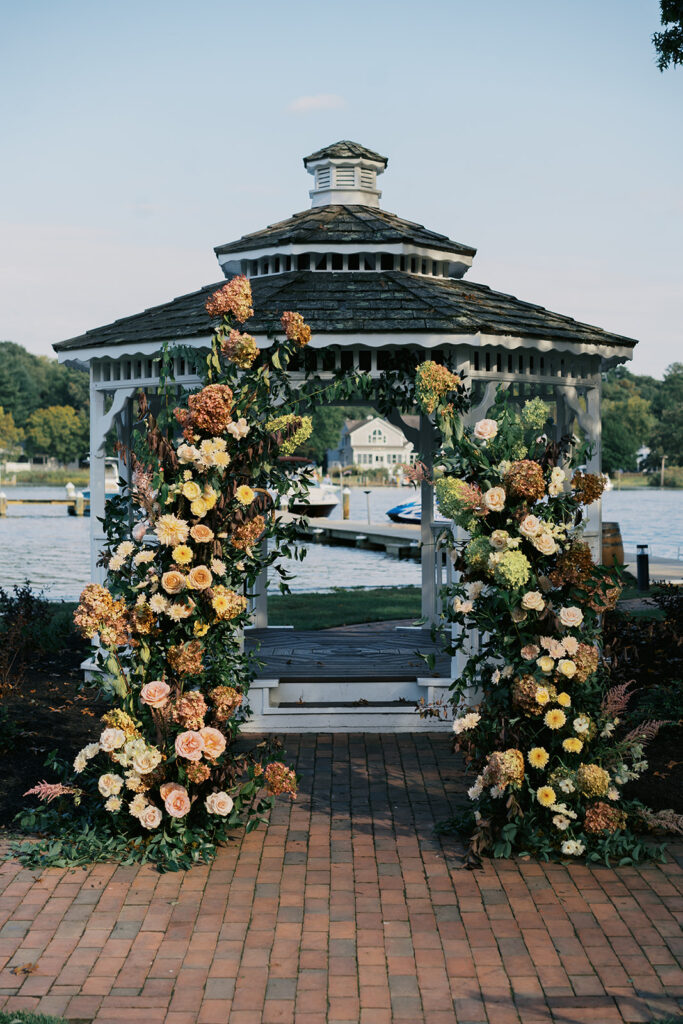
327, 414, 418, 469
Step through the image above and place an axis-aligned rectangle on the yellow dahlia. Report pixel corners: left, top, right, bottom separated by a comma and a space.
528, 747, 549, 769
172, 545, 193, 565
544, 708, 567, 730
562, 737, 583, 754
236, 485, 255, 506
536, 786, 557, 807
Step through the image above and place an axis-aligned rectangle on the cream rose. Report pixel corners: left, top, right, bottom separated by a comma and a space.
521, 591, 545, 612
483, 487, 506, 512
164, 786, 191, 818
187, 565, 213, 591
533, 532, 557, 556
473, 418, 498, 441
98, 773, 124, 797
140, 680, 171, 709
182, 480, 202, 501
131, 747, 163, 775
519, 514, 542, 538
536, 656, 555, 674
175, 730, 205, 762
557, 659, 577, 678
199, 727, 227, 760
205, 791, 234, 816
139, 804, 163, 830
161, 570, 186, 595
489, 530, 510, 551
559, 606, 584, 628
99, 728, 126, 752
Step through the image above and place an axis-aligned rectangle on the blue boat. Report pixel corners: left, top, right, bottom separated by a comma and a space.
385, 499, 450, 525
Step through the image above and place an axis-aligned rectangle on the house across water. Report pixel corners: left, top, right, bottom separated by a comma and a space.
327, 414, 418, 471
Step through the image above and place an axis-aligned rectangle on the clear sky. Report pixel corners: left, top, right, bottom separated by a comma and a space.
1, 0, 680, 377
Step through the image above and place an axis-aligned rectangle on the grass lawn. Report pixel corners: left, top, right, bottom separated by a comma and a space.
269, 586, 422, 629
0, 1013, 68, 1024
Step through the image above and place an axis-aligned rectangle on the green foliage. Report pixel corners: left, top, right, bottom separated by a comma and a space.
649, 363, 683, 467
0, 1012, 69, 1024
24, 405, 89, 462
0, 405, 23, 455
653, 0, 683, 70
295, 404, 370, 466
601, 369, 655, 473
0, 341, 89, 430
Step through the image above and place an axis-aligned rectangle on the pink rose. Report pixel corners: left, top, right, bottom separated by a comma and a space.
140, 680, 171, 709
175, 730, 205, 762
159, 782, 185, 801
139, 804, 162, 830
205, 791, 234, 816
199, 727, 226, 760
164, 786, 191, 818
473, 419, 498, 441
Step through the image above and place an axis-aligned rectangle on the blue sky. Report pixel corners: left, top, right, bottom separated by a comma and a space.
1, 0, 680, 377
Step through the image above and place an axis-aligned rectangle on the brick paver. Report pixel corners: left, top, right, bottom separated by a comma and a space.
0, 733, 681, 1023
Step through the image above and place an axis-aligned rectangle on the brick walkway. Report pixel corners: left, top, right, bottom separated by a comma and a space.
0, 734, 681, 1024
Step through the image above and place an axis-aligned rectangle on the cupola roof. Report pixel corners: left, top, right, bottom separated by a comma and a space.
303, 141, 388, 166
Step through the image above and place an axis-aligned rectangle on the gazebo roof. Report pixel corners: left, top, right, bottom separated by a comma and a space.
214, 205, 476, 258
53, 270, 637, 354
303, 141, 388, 166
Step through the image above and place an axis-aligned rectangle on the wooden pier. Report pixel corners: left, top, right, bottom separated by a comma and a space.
0, 495, 86, 515
279, 512, 431, 560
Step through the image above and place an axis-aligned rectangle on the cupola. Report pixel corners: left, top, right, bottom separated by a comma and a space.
303, 140, 388, 208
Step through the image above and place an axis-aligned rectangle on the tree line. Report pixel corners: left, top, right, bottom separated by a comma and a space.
0, 340, 680, 472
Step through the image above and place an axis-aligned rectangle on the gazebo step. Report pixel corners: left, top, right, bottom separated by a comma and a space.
241, 676, 453, 733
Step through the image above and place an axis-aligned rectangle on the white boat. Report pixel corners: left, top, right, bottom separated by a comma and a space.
288, 484, 339, 518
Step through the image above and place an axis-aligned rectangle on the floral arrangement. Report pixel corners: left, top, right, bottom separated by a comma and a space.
20, 277, 310, 871
416, 370, 666, 863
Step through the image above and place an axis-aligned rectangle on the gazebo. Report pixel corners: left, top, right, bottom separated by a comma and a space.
54, 140, 637, 730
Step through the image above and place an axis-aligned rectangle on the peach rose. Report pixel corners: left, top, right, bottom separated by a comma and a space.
140, 680, 171, 709
205, 791, 234, 816
473, 418, 498, 441
160, 781, 185, 801
190, 524, 214, 543
484, 487, 506, 512
521, 591, 545, 612
175, 730, 205, 762
199, 727, 226, 760
187, 565, 213, 591
162, 570, 186, 594
533, 532, 557, 556
139, 804, 163, 830
559, 606, 584, 628
164, 786, 191, 818
519, 514, 542, 538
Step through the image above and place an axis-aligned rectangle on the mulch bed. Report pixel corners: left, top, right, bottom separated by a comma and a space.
0, 634, 107, 827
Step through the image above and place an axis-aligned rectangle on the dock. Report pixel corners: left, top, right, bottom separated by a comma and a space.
0, 495, 87, 516
280, 513, 428, 559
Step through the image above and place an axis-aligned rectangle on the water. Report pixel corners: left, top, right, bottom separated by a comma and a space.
0, 484, 680, 601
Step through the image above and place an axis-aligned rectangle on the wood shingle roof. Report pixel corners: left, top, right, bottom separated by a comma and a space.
214, 205, 476, 257
53, 271, 637, 354
303, 141, 388, 166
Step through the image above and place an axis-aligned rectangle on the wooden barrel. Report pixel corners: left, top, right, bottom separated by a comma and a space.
602, 522, 624, 566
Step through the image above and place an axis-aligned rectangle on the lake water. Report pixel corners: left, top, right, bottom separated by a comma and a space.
0, 484, 680, 601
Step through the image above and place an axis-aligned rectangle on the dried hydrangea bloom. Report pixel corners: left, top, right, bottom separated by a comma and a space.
280, 310, 311, 347
512, 676, 556, 717
571, 470, 606, 506
211, 586, 248, 621
133, 603, 155, 635
583, 802, 627, 835
436, 477, 487, 525
493, 550, 531, 589
549, 542, 594, 587
221, 328, 259, 369
167, 640, 204, 677
503, 460, 546, 502
205, 275, 254, 323
415, 361, 461, 414
483, 748, 525, 789
209, 685, 243, 721
74, 584, 133, 647
573, 643, 600, 683
186, 762, 212, 784
171, 691, 208, 731
264, 762, 298, 798
231, 515, 266, 554
576, 763, 610, 798
175, 383, 234, 437
101, 709, 140, 740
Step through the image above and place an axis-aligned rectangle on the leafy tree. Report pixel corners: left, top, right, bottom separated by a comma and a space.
296, 405, 370, 467
0, 406, 23, 456
649, 362, 683, 465
0, 341, 89, 428
653, 0, 683, 70
601, 369, 655, 473
25, 405, 89, 463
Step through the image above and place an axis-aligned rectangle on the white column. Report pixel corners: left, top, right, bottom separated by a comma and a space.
89, 382, 108, 584
251, 536, 269, 628
419, 413, 436, 622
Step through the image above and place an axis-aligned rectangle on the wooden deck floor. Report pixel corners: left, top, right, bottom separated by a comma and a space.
245, 624, 450, 680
